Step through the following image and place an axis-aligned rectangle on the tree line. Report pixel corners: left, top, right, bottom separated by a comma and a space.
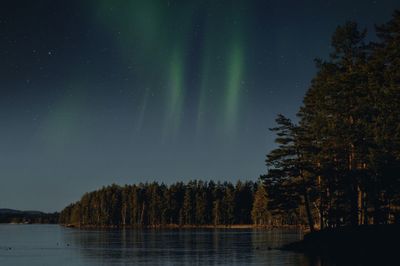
0, 209, 59, 224
264, 11, 400, 231
59, 181, 273, 227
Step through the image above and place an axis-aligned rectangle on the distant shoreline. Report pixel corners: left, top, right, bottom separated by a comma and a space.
0, 208, 59, 224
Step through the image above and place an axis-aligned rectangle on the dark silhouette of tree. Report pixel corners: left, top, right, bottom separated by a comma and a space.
234, 181, 254, 224
264, 11, 400, 229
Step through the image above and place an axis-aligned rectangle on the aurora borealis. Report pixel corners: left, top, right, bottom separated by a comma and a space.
1, 0, 398, 211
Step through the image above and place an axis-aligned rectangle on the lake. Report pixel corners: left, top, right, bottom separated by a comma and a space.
0, 225, 330, 265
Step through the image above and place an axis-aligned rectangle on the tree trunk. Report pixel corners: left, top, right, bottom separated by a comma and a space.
140, 202, 146, 226
299, 169, 315, 232
348, 139, 359, 227
303, 190, 315, 232
350, 184, 359, 226
317, 175, 324, 230
357, 186, 363, 225
122, 205, 126, 226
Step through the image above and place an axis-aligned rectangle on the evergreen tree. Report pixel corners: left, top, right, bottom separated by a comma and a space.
264, 114, 316, 230
222, 183, 235, 225
251, 183, 269, 225
182, 184, 194, 225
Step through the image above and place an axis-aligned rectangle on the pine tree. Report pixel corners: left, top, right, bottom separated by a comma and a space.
264, 114, 316, 230
251, 183, 269, 225
182, 184, 194, 225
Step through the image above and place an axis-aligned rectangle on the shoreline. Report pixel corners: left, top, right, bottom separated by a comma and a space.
62, 223, 306, 230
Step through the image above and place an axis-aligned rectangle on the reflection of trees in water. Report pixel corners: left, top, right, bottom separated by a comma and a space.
63, 228, 327, 265
251, 228, 304, 248
63, 229, 145, 263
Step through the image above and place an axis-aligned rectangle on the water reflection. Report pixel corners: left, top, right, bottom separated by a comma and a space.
63, 228, 318, 265
0, 225, 337, 266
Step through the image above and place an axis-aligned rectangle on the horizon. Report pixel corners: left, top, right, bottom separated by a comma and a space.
1, 0, 399, 212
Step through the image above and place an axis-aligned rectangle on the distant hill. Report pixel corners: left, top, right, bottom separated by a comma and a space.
0, 208, 23, 214
0, 208, 59, 224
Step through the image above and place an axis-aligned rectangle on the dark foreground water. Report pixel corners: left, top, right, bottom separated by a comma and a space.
0, 225, 330, 266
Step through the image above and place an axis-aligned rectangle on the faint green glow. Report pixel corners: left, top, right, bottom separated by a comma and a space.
136, 87, 150, 132
94, 0, 164, 47
196, 49, 211, 135
224, 40, 243, 131
164, 49, 185, 138
85, 1, 247, 138
39, 83, 87, 154
90, 0, 169, 85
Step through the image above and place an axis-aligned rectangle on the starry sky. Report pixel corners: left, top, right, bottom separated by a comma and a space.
1, 0, 398, 211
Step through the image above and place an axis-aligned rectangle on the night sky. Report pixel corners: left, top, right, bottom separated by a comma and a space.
1, 0, 398, 211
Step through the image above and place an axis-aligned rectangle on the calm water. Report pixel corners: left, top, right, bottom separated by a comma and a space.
0, 225, 328, 265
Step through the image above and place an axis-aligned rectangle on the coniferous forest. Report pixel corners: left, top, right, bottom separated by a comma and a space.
264, 11, 400, 231
59, 181, 269, 227
61, 11, 400, 230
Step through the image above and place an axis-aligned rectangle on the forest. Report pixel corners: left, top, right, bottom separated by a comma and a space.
60, 11, 400, 230
59, 181, 270, 227
264, 11, 400, 231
